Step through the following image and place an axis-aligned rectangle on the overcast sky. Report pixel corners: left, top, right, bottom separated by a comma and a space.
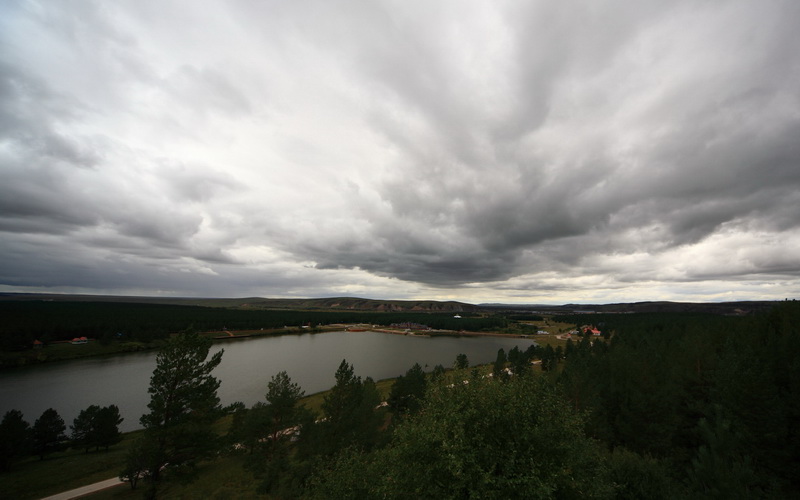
1, 1, 799, 304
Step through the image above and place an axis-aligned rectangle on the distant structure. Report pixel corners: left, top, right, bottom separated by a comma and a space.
390, 322, 431, 330
581, 326, 602, 336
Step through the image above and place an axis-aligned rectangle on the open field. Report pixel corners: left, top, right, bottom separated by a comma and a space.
0, 429, 145, 500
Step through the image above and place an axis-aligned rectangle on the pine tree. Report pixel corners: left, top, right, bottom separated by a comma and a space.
94, 405, 123, 451
245, 371, 312, 497
71, 405, 100, 453
32, 408, 66, 460
126, 330, 223, 491
492, 348, 507, 380
318, 360, 382, 454
388, 363, 428, 417
0, 410, 32, 470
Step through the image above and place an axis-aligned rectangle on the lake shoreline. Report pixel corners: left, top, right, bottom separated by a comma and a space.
1, 325, 529, 370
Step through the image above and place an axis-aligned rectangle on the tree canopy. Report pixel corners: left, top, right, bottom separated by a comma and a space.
311, 376, 613, 499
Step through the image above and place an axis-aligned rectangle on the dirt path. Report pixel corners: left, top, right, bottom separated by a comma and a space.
39, 477, 123, 500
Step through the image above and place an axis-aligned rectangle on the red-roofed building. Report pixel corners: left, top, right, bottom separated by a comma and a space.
582, 326, 602, 336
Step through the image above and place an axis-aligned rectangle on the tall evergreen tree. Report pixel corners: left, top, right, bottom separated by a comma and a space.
246, 371, 312, 497
94, 405, 123, 451
317, 360, 382, 455
245, 371, 307, 456
540, 344, 556, 371
510, 346, 532, 377
388, 363, 427, 418
0, 409, 32, 470
125, 330, 223, 492
430, 364, 446, 381
492, 348, 507, 380
71, 404, 123, 453
71, 405, 100, 453
32, 408, 66, 460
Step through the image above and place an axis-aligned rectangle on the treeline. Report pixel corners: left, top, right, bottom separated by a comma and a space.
0, 301, 505, 350
5, 302, 797, 497
0, 404, 123, 471
504, 314, 544, 321
244, 301, 799, 498
553, 310, 740, 333
554, 300, 800, 497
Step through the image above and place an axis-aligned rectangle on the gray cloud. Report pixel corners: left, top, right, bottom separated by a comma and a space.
1, 1, 799, 302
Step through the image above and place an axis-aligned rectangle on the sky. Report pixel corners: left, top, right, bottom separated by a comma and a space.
1, 0, 799, 304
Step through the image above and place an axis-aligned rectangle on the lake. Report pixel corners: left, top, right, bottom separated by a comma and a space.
0, 331, 536, 432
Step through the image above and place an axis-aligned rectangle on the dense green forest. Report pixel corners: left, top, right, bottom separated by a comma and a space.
2, 301, 797, 498
0, 301, 504, 350
140, 302, 800, 497
308, 301, 800, 498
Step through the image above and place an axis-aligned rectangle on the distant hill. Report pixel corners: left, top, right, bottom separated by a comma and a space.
0, 293, 781, 315
0, 293, 480, 313
480, 300, 779, 315
240, 297, 481, 312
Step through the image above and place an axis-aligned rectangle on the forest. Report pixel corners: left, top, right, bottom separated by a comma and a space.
0, 301, 505, 350
1, 301, 798, 498
300, 301, 800, 498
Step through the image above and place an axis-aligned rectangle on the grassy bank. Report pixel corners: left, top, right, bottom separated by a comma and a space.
0, 429, 145, 500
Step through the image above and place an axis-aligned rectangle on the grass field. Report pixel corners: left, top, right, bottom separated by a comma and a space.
0, 429, 145, 500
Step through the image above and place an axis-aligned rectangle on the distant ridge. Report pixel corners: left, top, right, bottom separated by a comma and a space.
480, 300, 779, 315
241, 297, 480, 312
0, 293, 479, 313
0, 293, 782, 315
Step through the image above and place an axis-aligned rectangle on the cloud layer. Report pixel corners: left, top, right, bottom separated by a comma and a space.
1, 0, 799, 303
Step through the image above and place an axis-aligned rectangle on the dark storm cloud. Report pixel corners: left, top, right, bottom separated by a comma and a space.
275, 0, 800, 289
0, 39, 245, 251
2, 0, 799, 301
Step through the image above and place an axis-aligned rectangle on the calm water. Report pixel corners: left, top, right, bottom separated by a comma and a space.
0, 331, 536, 432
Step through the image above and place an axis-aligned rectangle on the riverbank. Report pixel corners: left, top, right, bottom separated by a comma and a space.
1, 324, 537, 370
